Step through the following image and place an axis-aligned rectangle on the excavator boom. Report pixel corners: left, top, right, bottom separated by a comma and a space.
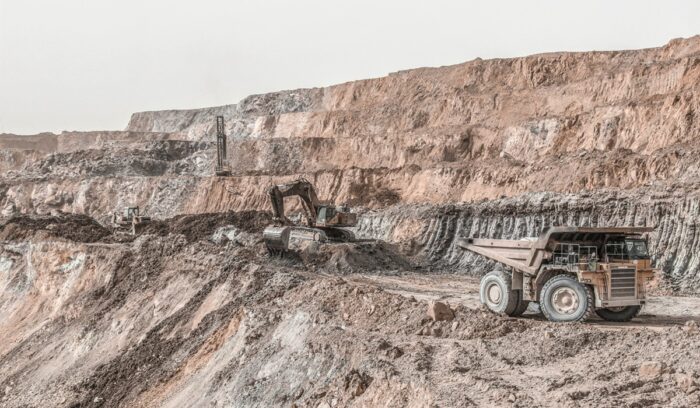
267, 178, 321, 226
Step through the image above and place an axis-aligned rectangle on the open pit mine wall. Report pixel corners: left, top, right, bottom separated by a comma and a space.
356, 192, 700, 293
126, 37, 700, 175
2, 36, 700, 217
2, 37, 700, 291
125, 36, 700, 223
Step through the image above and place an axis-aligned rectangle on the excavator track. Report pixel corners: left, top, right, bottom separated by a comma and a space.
264, 225, 356, 256
319, 227, 355, 242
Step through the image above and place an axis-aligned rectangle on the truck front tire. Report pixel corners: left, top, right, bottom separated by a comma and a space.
595, 306, 642, 322
480, 270, 519, 315
540, 274, 594, 322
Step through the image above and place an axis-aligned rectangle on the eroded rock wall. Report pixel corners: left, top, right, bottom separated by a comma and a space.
357, 189, 700, 292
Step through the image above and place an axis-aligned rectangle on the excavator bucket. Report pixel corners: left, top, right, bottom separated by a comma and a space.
263, 226, 291, 255
263, 225, 329, 256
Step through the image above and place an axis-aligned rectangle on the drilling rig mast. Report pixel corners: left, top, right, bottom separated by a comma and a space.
215, 115, 231, 176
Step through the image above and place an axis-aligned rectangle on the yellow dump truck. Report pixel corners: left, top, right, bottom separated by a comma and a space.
460, 227, 656, 323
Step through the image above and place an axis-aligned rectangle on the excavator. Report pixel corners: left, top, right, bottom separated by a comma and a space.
263, 178, 357, 255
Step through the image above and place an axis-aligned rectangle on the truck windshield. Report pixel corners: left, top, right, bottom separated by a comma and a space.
606, 238, 649, 260
624, 239, 649, 259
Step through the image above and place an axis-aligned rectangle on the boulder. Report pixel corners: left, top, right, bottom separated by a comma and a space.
386, 346, 404, 359
675, 373, 696, 394
344, 370, 372, 397
639, 361, 665, 379
682, 321, 699, 334
428, 301, 454, 321
1, 203, 17, 217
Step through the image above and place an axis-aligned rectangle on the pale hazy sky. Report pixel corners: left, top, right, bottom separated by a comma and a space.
1, 0, 698, 134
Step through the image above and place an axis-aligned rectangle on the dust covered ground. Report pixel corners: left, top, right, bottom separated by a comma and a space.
1, 213, 700, 408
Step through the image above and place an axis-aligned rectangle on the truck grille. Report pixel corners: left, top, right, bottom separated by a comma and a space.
610, 268, 636, 298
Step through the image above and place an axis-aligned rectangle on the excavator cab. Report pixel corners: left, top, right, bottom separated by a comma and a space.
316, 205, 357, 227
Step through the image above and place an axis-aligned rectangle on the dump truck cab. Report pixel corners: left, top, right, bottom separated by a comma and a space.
123, 207, 140, 220
112, 206, 151, 235
112, 206, 140, 225
459, 227, 657, 323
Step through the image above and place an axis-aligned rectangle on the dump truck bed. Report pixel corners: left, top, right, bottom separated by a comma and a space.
458, 226, 654, 275
458, 238, 538, 274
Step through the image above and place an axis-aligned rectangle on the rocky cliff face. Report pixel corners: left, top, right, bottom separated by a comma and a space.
125, 35, 700, 202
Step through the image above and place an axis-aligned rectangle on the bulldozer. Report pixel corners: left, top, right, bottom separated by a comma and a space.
263, 178, 357, 255
112, 206, 151, 235
460, 226, 657, 323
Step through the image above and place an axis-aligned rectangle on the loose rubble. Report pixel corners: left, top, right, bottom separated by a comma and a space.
0, 213, 699, 407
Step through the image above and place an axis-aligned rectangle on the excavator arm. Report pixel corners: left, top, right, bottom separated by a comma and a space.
267, 178, 322, 226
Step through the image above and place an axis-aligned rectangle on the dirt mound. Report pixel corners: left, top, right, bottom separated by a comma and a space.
0, 211, 271, 245
302, 240, 413, 274
0, 214, 111, 243
140, 210, 271, 242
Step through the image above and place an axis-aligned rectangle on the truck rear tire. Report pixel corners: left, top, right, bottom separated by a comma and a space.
511, 293, 530, 317
540, 275, 594, 322
595, 306, 642, 322
479, 270, 519, 316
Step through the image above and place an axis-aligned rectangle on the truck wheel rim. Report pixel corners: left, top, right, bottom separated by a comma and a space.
486, 283, 502, 304
551, 287, 579, 315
